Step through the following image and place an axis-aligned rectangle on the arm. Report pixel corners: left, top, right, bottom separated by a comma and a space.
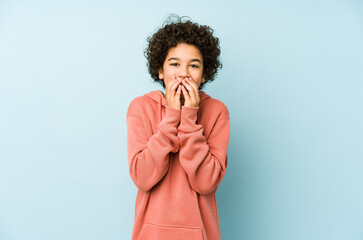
177, 105, 230, 195
127, 99, 181, 192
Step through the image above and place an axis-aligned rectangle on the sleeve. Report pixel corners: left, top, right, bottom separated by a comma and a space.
177, 105, 230, 195
127, 100, 181, 192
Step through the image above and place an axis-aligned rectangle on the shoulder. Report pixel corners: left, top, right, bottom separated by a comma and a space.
128, 95, 146, 107
201, 95, 230, 118
127, 95, 151, 116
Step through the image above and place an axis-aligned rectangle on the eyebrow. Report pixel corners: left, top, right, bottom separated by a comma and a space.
167, 57, 202, 63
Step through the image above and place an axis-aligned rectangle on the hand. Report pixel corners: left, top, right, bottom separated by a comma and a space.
165, 76, 182, 110
180, 77, 200, 107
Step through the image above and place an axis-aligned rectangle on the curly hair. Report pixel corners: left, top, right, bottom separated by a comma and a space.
144, 14, 222, 90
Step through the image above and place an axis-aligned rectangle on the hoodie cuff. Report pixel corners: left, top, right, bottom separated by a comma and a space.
178, 106, 200, 132
161, 106, 181, 127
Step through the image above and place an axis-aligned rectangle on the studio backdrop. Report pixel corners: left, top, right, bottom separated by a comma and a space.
0, 0, 362, 239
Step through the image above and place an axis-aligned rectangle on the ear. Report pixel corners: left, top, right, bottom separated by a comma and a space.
201, 73, 205, 83
158, 68, 164, 79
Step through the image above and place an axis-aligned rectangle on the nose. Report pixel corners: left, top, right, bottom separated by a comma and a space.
178, 65, 190, 79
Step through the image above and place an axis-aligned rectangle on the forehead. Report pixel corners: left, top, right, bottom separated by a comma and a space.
166, 43, 202, 60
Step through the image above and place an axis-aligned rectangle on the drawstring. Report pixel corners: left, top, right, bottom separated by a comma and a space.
159, 94, 162, 124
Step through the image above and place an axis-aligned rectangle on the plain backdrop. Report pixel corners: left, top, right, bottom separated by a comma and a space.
0, 0, 362, 239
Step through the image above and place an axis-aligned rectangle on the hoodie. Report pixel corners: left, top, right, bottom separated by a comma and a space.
126, 90, 230, 240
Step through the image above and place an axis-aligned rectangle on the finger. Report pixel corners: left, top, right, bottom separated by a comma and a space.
166, 76, 177, 89
175, 84, 181, 97
185, 77, 198, 89
181, 85, 190, 100
166, 77, 179, 96
182, 78, 193, 93
183, 78, 198, 101
170, 78, 182, 95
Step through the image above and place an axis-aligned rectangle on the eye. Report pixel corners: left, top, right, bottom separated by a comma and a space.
170, 63, 179, 66
190, 64, 199, 68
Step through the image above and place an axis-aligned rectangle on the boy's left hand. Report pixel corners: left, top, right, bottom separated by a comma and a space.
180, 77, 200, 107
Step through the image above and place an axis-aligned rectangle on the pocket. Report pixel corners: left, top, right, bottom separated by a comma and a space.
139, 222, 204, 240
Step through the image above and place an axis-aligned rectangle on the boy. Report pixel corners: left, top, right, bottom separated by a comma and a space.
126, 14, 230, 240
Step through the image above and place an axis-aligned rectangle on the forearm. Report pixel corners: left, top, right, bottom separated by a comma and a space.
177, 106, 230, 194
127, 105, 181, 191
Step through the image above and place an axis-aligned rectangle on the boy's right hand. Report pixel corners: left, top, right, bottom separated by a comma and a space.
165, 76, 182, 110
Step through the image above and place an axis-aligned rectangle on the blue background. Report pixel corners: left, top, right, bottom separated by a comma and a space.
1, 0, 362, 239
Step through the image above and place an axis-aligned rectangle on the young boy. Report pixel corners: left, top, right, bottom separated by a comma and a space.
126, 14, 230, 240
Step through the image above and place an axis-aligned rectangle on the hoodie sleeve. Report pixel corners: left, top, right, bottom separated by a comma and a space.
127, 98, 181, 192
177, 104, 230, 195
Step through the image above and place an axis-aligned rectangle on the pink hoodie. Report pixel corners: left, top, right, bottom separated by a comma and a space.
126, 90, 230, 240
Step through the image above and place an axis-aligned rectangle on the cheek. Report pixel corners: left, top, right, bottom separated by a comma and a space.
163, 70, 176, 80
191, 72, 203, 81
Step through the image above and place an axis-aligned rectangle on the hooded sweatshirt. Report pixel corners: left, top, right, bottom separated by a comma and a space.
126, 90, 230, 240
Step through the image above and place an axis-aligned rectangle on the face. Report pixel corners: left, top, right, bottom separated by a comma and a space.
158, 42, 205, 91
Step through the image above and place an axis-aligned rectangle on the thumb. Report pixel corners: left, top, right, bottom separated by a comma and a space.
176, 84, 181, 96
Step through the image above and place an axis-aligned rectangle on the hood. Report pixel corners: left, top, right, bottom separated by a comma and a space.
144, 90, 211, 123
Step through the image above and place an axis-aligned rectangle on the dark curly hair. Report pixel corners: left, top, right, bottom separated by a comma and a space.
144, 14, 222, 90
